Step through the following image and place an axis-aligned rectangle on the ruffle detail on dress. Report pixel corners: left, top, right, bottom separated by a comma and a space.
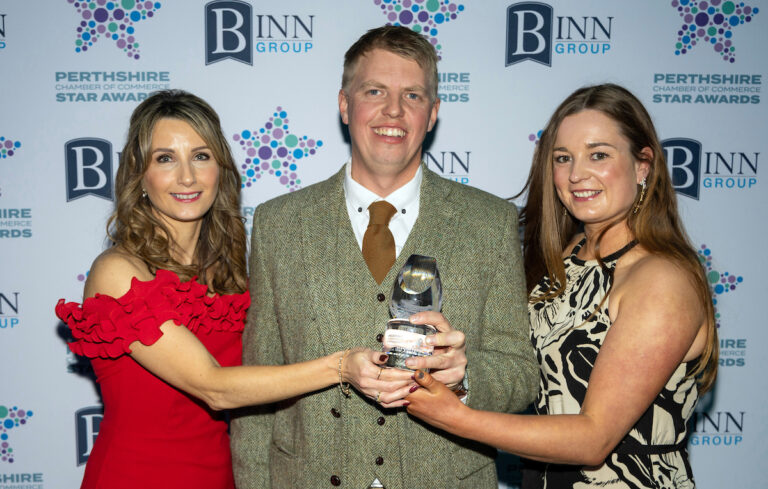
55, 269, 250, 359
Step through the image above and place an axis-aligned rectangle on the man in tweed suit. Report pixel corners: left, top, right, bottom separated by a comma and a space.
231, 26, 537, 489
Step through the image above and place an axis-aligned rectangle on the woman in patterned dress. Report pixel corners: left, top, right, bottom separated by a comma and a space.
404, 84, 718, 488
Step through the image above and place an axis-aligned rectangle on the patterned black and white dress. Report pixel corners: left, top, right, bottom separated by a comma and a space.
525, 238, 698, 489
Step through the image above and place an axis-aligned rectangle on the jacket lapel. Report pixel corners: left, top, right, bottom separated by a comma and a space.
298, 167, 351, 354
399, 167, 466, 273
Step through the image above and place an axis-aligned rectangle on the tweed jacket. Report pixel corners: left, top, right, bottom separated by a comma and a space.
231, 165, 538, 489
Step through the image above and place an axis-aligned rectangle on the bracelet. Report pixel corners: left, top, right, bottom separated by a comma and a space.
338, 349, 351, 397
450, 370, 469, 400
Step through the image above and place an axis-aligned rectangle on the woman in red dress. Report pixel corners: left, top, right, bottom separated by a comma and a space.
56, 90, 384, 489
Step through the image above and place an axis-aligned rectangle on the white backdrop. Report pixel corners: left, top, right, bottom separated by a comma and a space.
0, 1, 765, 488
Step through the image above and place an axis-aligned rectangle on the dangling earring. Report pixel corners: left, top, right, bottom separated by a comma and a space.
632, 177, 647, 214
141, 188, 147, 198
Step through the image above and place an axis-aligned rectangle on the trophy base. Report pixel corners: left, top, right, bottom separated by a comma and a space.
383, 319, 436, 371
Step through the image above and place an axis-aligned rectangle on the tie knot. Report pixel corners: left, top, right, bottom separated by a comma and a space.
368, 201, 397, 225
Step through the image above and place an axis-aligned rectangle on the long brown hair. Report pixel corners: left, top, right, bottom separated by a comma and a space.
519, 83, 717, 391
108, 90, 247, 295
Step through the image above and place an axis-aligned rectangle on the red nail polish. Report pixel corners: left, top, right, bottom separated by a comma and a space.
409, 385, 419, 393
379, 354, 388, 362
403, 401, 410, 407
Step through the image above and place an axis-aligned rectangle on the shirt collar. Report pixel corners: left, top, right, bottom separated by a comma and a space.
343, 160, 422, 219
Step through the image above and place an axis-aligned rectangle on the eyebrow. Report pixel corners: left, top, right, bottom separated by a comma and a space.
553, 142, 617, 152
359, 80, 427, 92
586, 141, 616, 149
151, 146, 210, 153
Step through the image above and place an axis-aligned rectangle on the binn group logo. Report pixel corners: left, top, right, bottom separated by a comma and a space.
690, 410, 744, 447
0, 292, 20, 328
64, 138, 114, 201
75, 406, 103, 466
506, 2, 613, 67
424, 150, 471, 185
0, 13, 6, 50
662, 138, 759, 199
233, 107, 323, 193
373, 0, 466, 60
1, 405, 33, 463
671, 0, 758, 63
205, 1, 314, 65
69, 0, 162, 60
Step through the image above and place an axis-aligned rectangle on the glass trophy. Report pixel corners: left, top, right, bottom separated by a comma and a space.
382, 254, 443, 370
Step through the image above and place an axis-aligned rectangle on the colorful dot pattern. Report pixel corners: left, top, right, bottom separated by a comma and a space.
0, 405, 33, 464
69, 0, 162, 60
671, 0, 758, 63
698, 244, 743, 328
373, 0, 466, 59
0, 137, 21, 159
528, 130, 542, 145
233, 107, 323, 192
77, 270, 90, 282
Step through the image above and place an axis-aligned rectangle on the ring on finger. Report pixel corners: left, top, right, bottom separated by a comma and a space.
376, 368, 383, 380
375, 391, 382, 403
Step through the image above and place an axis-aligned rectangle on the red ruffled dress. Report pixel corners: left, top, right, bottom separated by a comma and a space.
55, 270, 250, 489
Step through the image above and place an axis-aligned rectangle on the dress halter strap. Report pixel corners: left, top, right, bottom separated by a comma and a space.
570, 237, 638, 264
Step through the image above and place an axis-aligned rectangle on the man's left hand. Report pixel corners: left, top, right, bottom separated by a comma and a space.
404, 311, 467, 389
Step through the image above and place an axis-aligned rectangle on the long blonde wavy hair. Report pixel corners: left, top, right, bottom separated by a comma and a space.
108, 90, 247, 295
519, 84, 718, 392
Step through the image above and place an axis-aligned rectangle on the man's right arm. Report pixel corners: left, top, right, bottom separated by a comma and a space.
230, 204, 282, 489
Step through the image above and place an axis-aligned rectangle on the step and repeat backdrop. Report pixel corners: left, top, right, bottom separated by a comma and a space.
1, 1, 765, 488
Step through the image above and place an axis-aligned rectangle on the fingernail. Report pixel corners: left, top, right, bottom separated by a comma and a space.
409, 385, 420, 393
379, 354, 388, 362
416, 371, 425, 379
403, 401, 410, 407
410, 375, 415, 380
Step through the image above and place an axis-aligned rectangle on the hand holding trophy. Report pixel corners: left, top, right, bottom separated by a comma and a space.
383, 254, 442, 370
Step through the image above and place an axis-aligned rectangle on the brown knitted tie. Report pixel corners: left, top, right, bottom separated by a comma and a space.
362, 201, 397, 284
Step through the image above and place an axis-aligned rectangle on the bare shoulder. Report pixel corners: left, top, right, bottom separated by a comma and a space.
84, 247, 152, 299
610, 249, 707, 360
612, 250, 703, 324
616, 250, 692, 291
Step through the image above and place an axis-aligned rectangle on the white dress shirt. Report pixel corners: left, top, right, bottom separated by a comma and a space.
343, 160, 421, 258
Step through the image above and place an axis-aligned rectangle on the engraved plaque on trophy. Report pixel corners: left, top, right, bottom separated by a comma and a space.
382, 254, 443, 370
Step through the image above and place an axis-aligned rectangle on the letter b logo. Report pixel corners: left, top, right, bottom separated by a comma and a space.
65, 138, 113, 201
662, 138, 702, 200
76, 406, 104, 466
205, 0, 252, 65
506, 2, 553, 67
